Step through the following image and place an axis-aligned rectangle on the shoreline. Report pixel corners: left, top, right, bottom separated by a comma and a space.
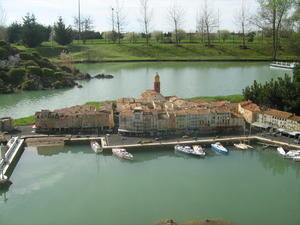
72, 59, 277, 64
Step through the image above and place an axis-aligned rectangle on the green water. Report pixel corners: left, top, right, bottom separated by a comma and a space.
0, 62, 291, 118
1, 146, 299, 225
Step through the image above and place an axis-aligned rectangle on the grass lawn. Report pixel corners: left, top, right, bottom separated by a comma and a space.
13, 116, 35, 126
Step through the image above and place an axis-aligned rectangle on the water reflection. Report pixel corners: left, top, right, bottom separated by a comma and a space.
258, 148, 300, 177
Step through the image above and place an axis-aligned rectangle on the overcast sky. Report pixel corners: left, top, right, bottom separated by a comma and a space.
1, 0, 258, 32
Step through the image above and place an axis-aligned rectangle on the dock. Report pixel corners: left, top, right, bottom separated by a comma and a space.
0, 137, 25, 188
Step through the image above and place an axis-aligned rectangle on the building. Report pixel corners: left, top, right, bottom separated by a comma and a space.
0, 117, 14, 132
117, 75, 245, 136
35, 102, 114, 134
256, 109, 300, 132
238, 101, 261, 124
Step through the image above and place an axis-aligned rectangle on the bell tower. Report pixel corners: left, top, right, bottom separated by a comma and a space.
154, 72, 160, 93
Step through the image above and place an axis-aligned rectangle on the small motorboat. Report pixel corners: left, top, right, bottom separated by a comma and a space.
277, 147, 286, 157
293, 156, 300, 162
285, 150, 300, 159
192, 145, 206, 157
112, 148, 133, 160
90, 141, 102, 153
211, 142, 228, 154
270, 61, 298, 70
234, 143, 248, 150
174, 145, 205, 157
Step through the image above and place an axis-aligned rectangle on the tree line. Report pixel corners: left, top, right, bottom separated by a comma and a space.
0, 0, 299, 59
243, 66, 300, 114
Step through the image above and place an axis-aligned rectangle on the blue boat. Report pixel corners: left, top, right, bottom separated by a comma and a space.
211, 142, 228, 154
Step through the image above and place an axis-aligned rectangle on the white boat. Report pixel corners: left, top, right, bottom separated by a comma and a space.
192, 145, 206, 157
277, 147, 286, 156
211, 142, 228, 154
234, 143, 248, 150
285, 150, 300, 158
90, 141, 102, 153
174, 145, 205, 157
270, 61, 298, 70
293, 156, 300, 162
112, 148, 133, 160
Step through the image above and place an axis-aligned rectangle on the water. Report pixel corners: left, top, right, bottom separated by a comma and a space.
0, 62, 291, 118
1, 145, 299, 225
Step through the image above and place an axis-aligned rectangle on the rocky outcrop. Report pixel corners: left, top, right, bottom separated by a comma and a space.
94, 73, 114, 79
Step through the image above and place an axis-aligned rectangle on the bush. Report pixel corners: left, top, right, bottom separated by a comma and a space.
21, 79, 37, 90
21, 60, 38, 67
52, 80, 64, 89
7, 68, 26, 85
19, 52, 34, 60
27, 66, 43, 76
54, 72, 64, 77
0, 47, 9, 59
42, 68, 54, 77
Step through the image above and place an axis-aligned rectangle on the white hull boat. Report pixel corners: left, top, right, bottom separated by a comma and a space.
90, 141, 102, 153
211, 142, 228, 154
174, 145, 205, 157
270, 62, 298, 70
293, 156, 300, 162
234, 143, 248, 150
112, 148, 133, 160
277, 147, 286, 157
285, 150, 300, 158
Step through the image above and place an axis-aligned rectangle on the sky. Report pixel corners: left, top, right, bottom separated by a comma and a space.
0, 0, 259, 32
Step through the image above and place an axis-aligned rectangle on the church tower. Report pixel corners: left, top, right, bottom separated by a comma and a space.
154, 72, 160, 93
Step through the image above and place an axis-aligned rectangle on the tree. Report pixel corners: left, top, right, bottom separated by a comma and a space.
53, 17, 73, 45
81, 17, 93, 43
21, 13, 48, 47
139, 0, 153, 45
114, 0, 126, 44
151, 30, 163, 42
168, 1, 185, 46
7, 23, 22, 43
172, 29, 186, 43
124, 32, 140, 43
255, 0, 294, 60
198, 0, 218, 47
288, 31, 300, 55
219, 30, 230, 42
235, 0, 251, 48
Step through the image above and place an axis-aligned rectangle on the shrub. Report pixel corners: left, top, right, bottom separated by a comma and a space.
7, 68, 26, 85
54, 72, 64, 77
0, 47, 9, 59
19, 52, 34, 60
27, 66, 43, 76
21, 60, 38, 67
21, 79, 37, 90
42, 68, 54, 77
52, 80, 64, 89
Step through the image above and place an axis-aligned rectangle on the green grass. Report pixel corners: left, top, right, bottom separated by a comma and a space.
13, 116, 35, 126
84, 101, 101, 110
32, 38, 299, 62
187, 94, 245, 103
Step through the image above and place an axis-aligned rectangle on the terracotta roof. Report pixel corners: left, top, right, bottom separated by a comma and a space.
211, 101, 229, 107
190, 99, 209, 105
262, 109, 293, 119
290, 115, 300, 123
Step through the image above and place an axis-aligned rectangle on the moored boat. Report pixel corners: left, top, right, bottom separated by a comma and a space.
90, 141, 102, 153
285, 150, 300, 158
234, 143, 248, 150
174, 145, 205, 157
293, 156, 300, 162
112, 148, 133, 160
192, 145, 206, 157
270, 61, 298, 70
211, 142, 228, 154
277, 147, 286, 157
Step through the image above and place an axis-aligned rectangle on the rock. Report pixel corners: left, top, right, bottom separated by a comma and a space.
157, 219, 178, 225
94, 73, 114, 79
180, 218, 232, 225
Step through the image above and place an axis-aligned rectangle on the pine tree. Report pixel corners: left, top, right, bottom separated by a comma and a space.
53, 17, 73, 46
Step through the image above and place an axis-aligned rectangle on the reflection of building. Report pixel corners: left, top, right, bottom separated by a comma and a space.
117, 74, 245, 136
35, 102, 114, 134
0, 117, 13, 132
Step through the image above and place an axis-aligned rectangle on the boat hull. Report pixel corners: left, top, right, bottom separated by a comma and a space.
211, 144, 228, 154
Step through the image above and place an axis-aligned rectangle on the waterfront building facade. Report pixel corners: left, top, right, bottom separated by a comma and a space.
117, 82, 245, 136
238, 101, 260, 123
35, 102, 114, 134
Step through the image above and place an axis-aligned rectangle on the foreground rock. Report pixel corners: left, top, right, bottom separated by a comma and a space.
158, 218, 231, 225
